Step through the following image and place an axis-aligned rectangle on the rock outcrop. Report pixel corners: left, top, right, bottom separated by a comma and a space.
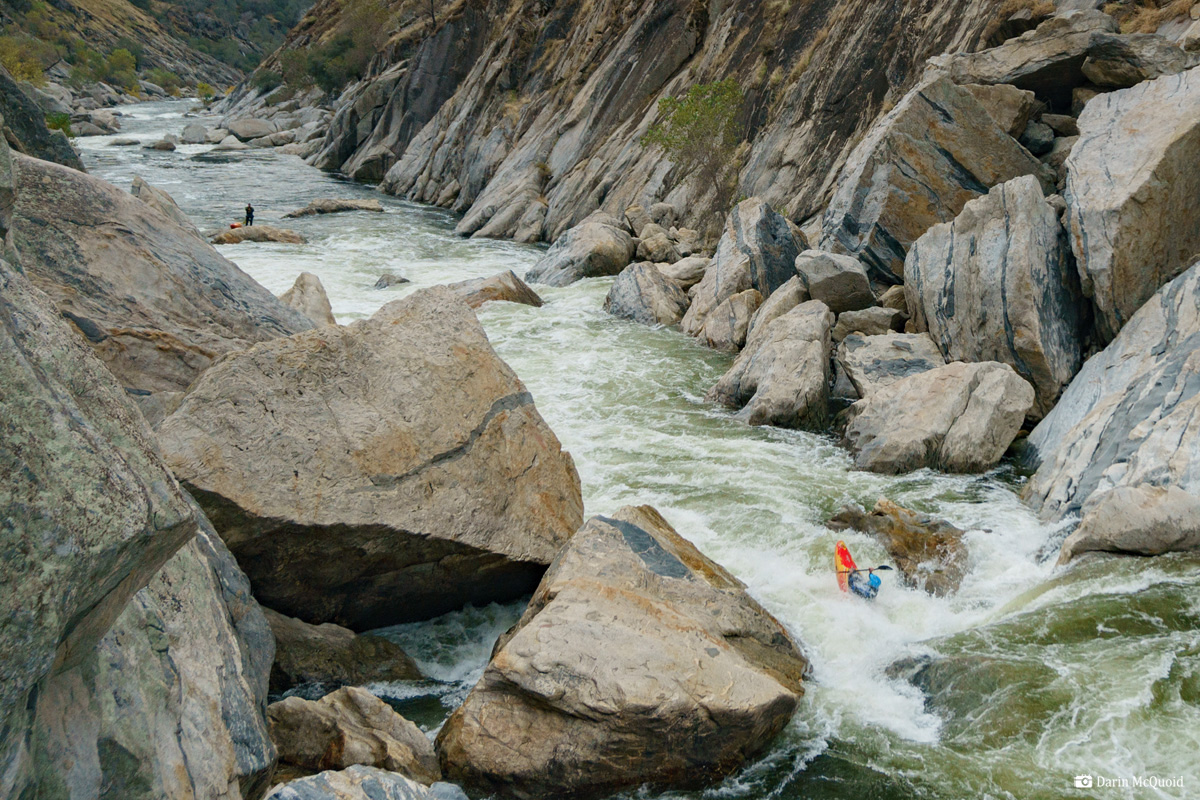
0, 257, 201, 790
1057, 486, 1200, 563
820, 76, 1048, 283
524, 212, 634, 286
130, 175, 202, 238
836, 333, 946, 399
437, 505, 808, 800
285, 198, 385, 217
267, 767, 464, 800
603, 262, 690, 326
794, 250, 875, 314
281, 272, 338, 326
1063, 66, 1200, 342
828, 500, 969, 596
211, 225, 308, 244
265, 609, 421, 695
158, 287, 583, 629
707, 301, 834, 430
448, 270, 544, 309
8, 155, 313, 396
269, 687, 439, 783
0, 66, 84, 170
1081, 33, 1198, 88
905, 175, 1084, 417
1024, 262, 1200, 523
844, 361, 1035, 474
697, 288, 763, 351
831, 307, 906, 342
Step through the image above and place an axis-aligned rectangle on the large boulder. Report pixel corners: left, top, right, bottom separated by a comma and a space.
181, 122, 208, 144
130, 175, 202, 238
30, 523, 278, 800
681, 198, 804, 336
658, 254, 710, 289
1063, 66, 1200, 342
745, 275, 808, 342
448, 270, 544, 309
8, 155, 313, 396
707, 301, 834, 430
836, 333, 945, 399
794, 250, 875, 313
284, 198, 386, 217
0, 258, 200, 789
269, 687, 439, 783
524, 212, 635, 286
603, 262, 690, 326
697, 288, 763, 351
820, 76, 1049, 284
844, 361, 1035, 474
211, 225, 307, 244
1057, 486, 1200, 564
1024, 262, 1200, 522
266, 767, 463, 800
905, 175, 1084, 418
831, 306, 906, 342
437, 506, 808, 800
1081, 33, 1198, 88
281, 272, 338, 326
158, 287, 583, 629
828, 499, 969, 596
961, 83, 1039, 137
264, 609, 421, 695
228, 118, 278, 141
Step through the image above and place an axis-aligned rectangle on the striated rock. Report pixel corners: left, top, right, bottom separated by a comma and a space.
745, 275, 808, 343
836, 333, 945, 399
229, 118, 277, 141
1063, 67, 1200, 342
281, 272, 338, 326
437, 505, 808, 800
1081, 33, 1198, 88
682, 198, 804, 335
928, 10, 1119, 106
1024, 262, 1200, 522
524, 212, 635, 286
828, 499, 968, 596
962, 82, 1040, 137
158, 287, 583, 629
31, 523, 277, 800
905, 175, 1084, 418
284, 198, 385, 217
211, 225, 307, 244
698, 288, 763, 351
708, 301, 834, 430
266, 767, 463, 800
658, 254, 710, 289
1058, 486, 1200, 563
0, 258, 200, 788
821, 77, 1048, 283
265, 608, 421, 695
130, 175, 202, 238
844, 361, 1035, 474
795, 250, 875, 313
269, 687, 439, 783
448, 270, 544, 309
831, 306, 906, 342
603, 262, 690, 326
374, 273, 411, 289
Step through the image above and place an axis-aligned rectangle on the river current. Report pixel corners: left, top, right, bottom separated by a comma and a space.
79, 101, 1200, 800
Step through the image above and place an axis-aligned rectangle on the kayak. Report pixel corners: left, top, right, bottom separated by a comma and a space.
835, 540, 881, 600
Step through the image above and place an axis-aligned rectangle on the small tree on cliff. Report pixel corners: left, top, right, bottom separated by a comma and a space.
641, 78, 745, 214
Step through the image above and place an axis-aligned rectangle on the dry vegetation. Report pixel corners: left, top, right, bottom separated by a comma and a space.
1103, 0, 1195, 33
981, 0, 1055, 44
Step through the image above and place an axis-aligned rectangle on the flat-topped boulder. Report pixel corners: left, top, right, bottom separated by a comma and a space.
836, 333, 945, 399
437, 505, 808, 800
227, 117, 277, 141
604, 262, 690, 326
820, 76, 1048, 284
158, 287, 583, 629
1057, 486, 1200, 564
284, 198, 386, 217
794, 250, 875, 313
905, 175, 1084, 417
281, 272, 338, 326
524, 212, 635, 286
8, 155, 312, 395
708, 300, 834, 430
211, 225, 307, 244
1063, 66, 1200, 342
1024, 262, 1200, 523
844, 361, 1035, 474
449, 270, 544, 309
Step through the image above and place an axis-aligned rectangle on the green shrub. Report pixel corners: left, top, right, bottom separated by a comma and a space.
146, 67, 183, 92
196, 82, 215, 101
0, 35, 49, 84
253, 69, 283, 92
45, 112, 72, 137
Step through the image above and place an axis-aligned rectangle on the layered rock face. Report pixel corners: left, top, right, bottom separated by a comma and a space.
437, 505, 808, 800
905, 175, 1084, 417
158, 286, 583, 629
1063, 66, 1200, 342
0, 257, 201, 788
1025, 262, 1200, 525
820, 76, 1048, 283
8, 155, 313, 396
0, 66, 84, 170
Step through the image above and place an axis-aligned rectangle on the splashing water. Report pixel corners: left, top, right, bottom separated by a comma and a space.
79, 101, 1200, 800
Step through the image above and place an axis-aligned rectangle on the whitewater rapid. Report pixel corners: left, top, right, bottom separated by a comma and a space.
79, 100, 1200, 800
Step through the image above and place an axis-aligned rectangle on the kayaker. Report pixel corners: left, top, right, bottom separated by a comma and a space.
245, 203, 255, 226
835, 540, 891, 600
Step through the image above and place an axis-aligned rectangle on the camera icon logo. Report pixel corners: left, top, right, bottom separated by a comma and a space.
1075, 775, 1094, 788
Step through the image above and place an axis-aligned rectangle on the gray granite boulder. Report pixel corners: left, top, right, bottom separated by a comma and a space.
604, 262, 690, 326
265, 609, 421, 694
831, 306, 906, 342
281, 272, 338, 326
795, 250, 875, 313
267, 767, 463, 800
1081, 33, 1198, 88
1057, 486, 1200, 563
836, 333, 945, 399
448, 270, 544, 309
525, 212, 635, 286
697, 288, 763, 351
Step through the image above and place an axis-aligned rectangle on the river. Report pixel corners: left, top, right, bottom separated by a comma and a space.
78, 100, 1200, 800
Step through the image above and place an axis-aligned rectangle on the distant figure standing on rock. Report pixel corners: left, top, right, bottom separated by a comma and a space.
245, 203, 254, 226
